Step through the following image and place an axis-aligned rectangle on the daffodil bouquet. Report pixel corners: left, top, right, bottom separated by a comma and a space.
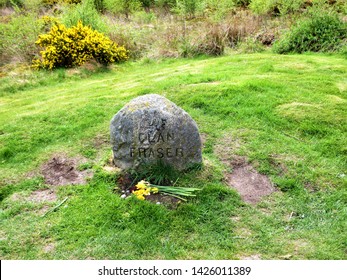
132, 180, 200, 201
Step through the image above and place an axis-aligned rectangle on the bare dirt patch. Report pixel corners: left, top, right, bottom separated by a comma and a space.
268, 154, 288, 176
41, 155, 93, 186
103, 165, 121, 173
145, 193, 181, 209
8, 193, 23, 202
9, 190, 57, 204
234, 227, 253, 238
214, 132, 276, 204
293, 240, 309, 253
93, 133, 110, 149
28, 189, 57, 203
102, 154, 122, 173
43, 242, 56, 254
214, 135, 243, 163
0, 7, 15, 18
230, 216, 241, 222
0, 230, 7, 242
200, 132, 207, 149
226, 157, 276, 204
239, 254, 262, 260
36, 205, 50, 216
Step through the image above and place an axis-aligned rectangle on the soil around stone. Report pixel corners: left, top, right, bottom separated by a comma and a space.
226, 156, 276, 204
41, 155, 92, 186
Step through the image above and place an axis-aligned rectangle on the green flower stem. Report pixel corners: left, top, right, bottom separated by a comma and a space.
151, 184, 201, 201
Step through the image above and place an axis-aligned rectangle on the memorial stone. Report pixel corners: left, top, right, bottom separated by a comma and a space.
110, 94, 202, 171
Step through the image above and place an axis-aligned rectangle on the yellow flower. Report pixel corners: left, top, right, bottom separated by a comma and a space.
136, 180, 150, 189
151, 187, 159, 194
136, 194, 145, 200
132, 180, 159, 200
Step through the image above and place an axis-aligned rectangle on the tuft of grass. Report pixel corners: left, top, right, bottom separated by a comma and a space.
130, 160, 180, 186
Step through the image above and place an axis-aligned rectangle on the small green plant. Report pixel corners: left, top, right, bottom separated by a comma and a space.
77, 162, 93, 171
273, 10, 347, 53
33, 21, 128, 69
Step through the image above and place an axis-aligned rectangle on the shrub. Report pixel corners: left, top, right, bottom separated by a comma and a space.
0, 12, 44, 66
139, 0, 155, 9
250, 0, 305, 15
180, 23, 225, 57
273, 11, 347, 53
103, 0, 142, 18
62, 0, 108, 33
237, 37, 265, 53
204, 0, 237, 20
154, 0, 176, 12
33, 21, 128, 69
42, 0, 82, 5
195, 24, 225, 56
250, 0, 347, 15
235, 0, 251, 7
96, 0, 107, 11
223, 11, 262, 48
174, 0, 205, 18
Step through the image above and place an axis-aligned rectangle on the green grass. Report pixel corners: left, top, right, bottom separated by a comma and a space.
0, 53, 346, 259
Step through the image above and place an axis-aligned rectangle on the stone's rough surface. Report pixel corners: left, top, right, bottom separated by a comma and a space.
110, 94, 202, 170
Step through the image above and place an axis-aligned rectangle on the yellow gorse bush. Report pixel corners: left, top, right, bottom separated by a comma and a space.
33, 21, 128, 70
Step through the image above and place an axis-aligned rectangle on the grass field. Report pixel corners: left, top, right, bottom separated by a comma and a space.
0, 53, 346, 259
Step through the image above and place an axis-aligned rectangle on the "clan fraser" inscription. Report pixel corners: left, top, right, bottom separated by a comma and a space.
131, 129, 184, 158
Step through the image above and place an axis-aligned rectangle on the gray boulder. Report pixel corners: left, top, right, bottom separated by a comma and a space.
110, 94, 202, 171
